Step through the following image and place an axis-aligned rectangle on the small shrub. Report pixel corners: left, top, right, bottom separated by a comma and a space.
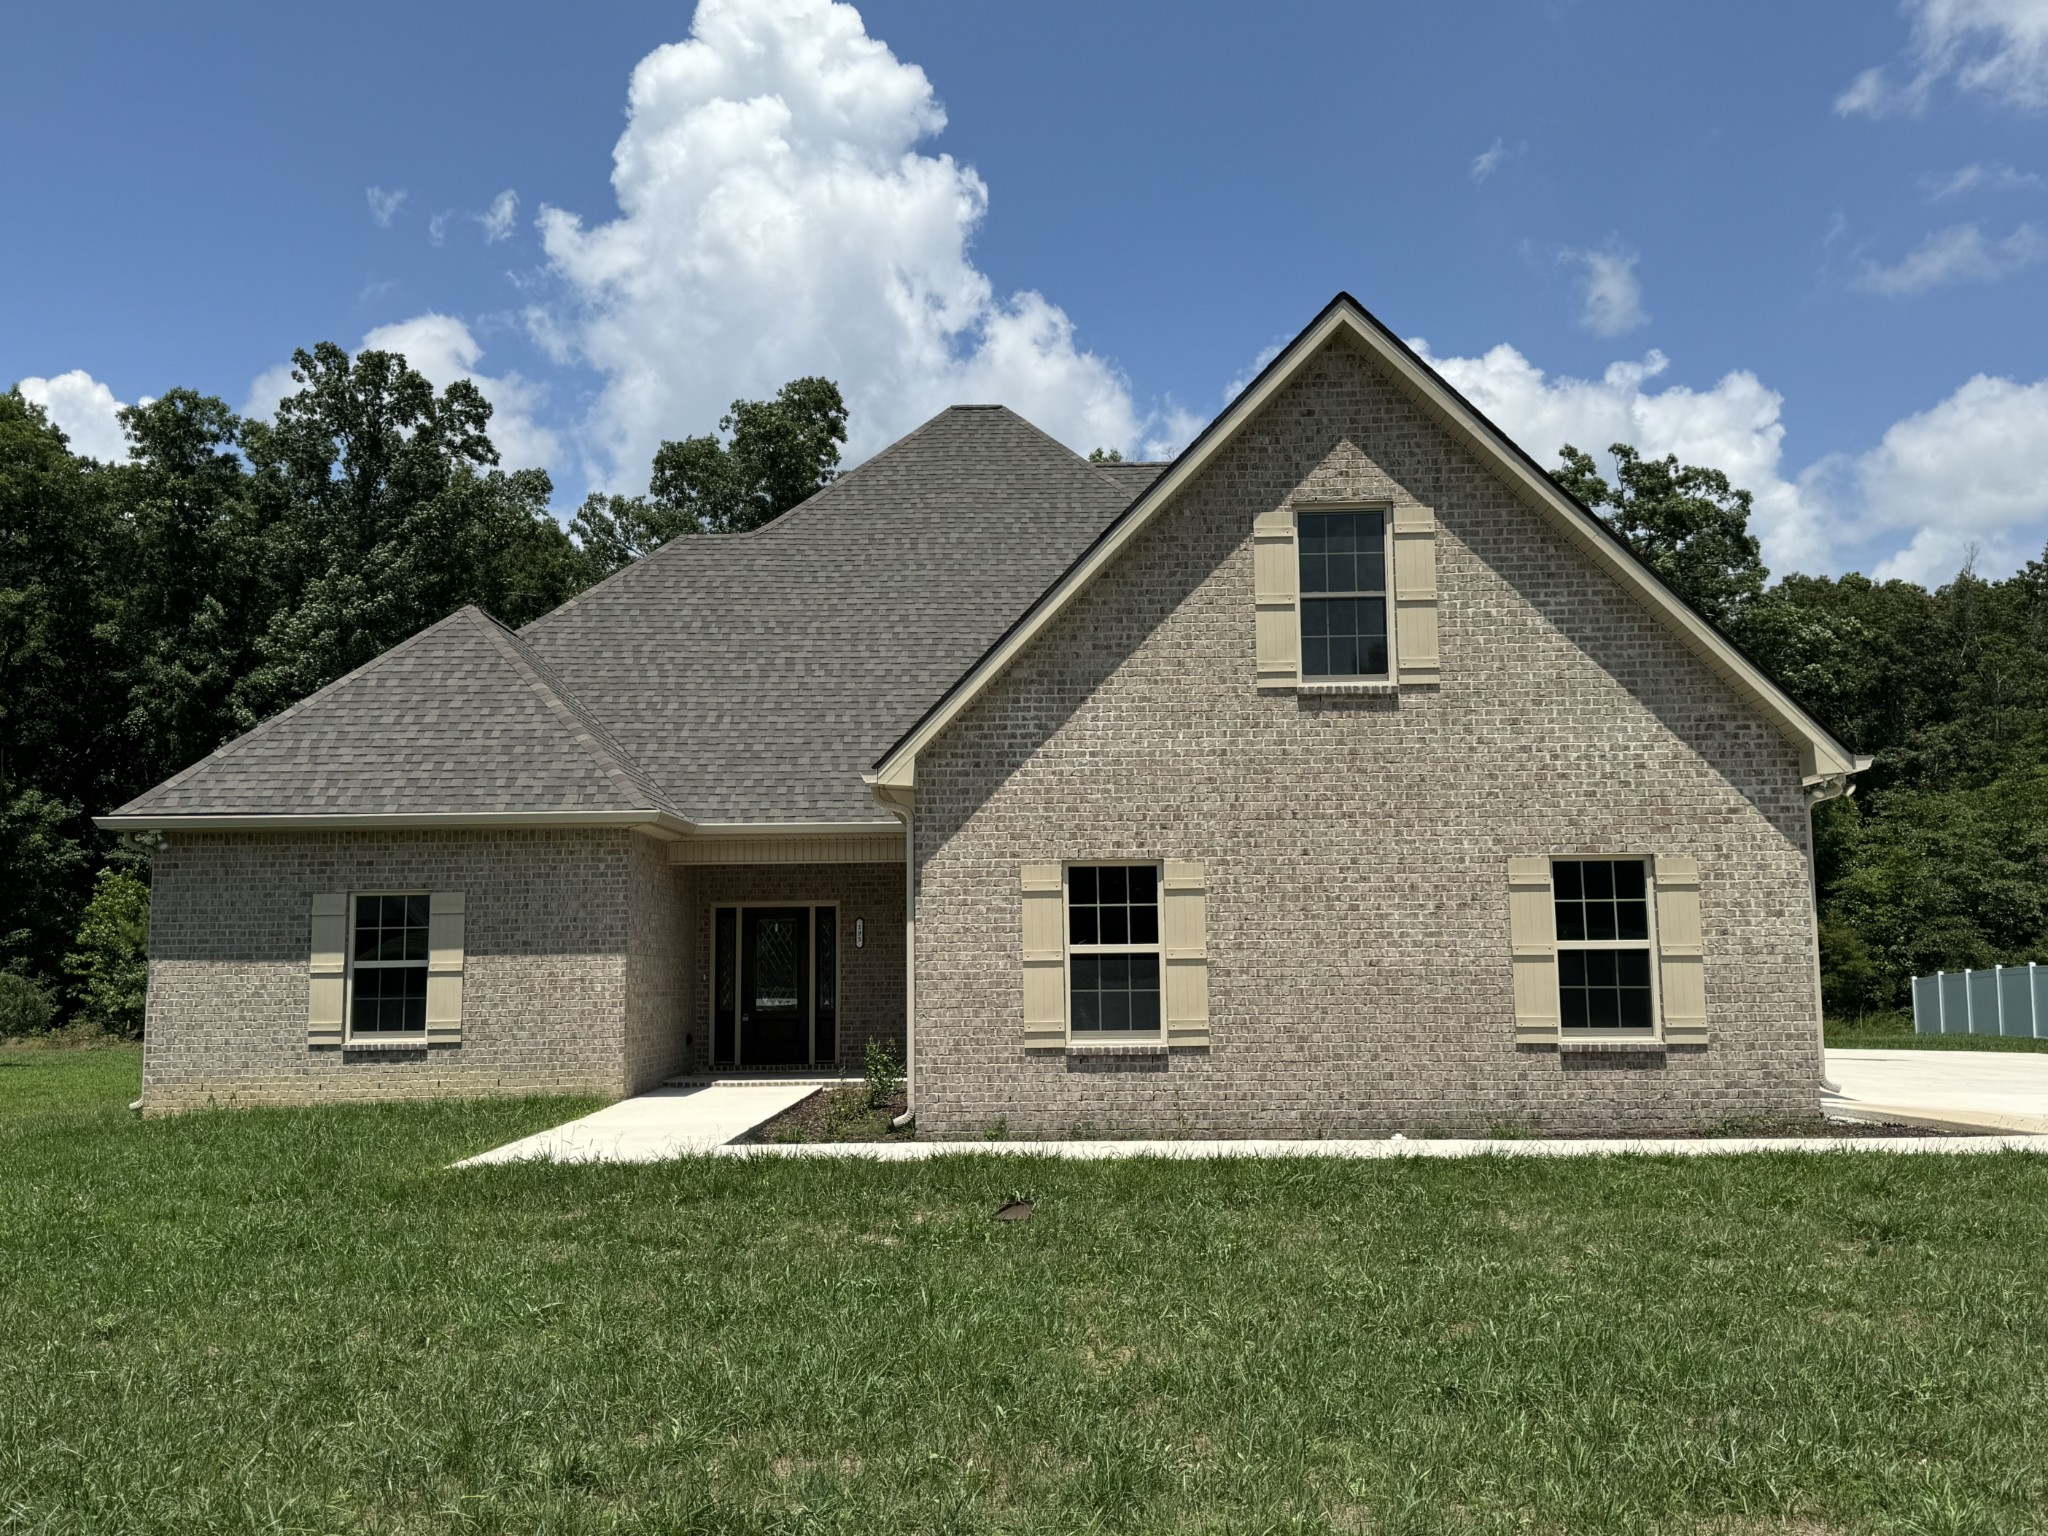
0, 971, 57, 1037
861, 1038, 903, 1111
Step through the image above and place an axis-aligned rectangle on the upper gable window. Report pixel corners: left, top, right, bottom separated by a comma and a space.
1297, 510, 1389, 679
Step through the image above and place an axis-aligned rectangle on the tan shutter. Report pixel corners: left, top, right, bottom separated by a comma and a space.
1162, 860, 1210, 1047
1507, 857, 1558, 1044
1253, 507, 1298, 686
426, 892, 465, 1043
1654, 857, 1707, 1044
1393, 503, 1440, 685
1020, 864, 1066, 1047
308, 893, 348, 1046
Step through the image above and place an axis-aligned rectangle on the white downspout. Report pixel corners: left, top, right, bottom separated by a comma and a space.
891, 796, 916, 1128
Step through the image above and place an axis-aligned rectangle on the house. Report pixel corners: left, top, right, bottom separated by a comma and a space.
103, 294, 1867, 1134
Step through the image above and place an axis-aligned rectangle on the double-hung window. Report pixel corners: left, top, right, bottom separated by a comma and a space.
1552, 859, 1657, 1034
1067, 865, 1162, 1036
1297, 509, 1389, 679
350, 894, 430, 1037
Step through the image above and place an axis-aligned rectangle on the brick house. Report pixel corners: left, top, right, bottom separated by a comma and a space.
104, 295, 1866, 1132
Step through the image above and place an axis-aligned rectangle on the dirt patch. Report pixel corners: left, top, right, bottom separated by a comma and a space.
742, 1084, 915, 1143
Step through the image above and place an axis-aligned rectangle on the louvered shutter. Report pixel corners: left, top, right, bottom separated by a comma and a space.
1253, 508, 1298, 685
308, 893, 348, 1046
1162, 860, 1210, 1047
426, 892, 465, 1043
1020, 864, 1067, 1047
1654, 857, 1707, 1044
1393, 503, 1440, 685
1507, 858, 1558, 1044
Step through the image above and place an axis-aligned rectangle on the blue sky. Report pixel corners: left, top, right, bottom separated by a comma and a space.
6, 0, 2046, 584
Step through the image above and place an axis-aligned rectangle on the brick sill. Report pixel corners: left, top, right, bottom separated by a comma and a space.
1066, 1041, 1168, 1056
1558, 1037, 1667, 1055
342, 1037, 434, 1052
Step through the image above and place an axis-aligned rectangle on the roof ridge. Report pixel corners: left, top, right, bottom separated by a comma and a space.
109, 606, 486, 816
467, 610, 675, 815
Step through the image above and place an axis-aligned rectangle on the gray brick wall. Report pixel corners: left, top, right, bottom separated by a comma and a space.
683, 862, 907, 1073
910, 337, 1824, 1137
624, 836, 690, 1092
142, 827, 663, 1111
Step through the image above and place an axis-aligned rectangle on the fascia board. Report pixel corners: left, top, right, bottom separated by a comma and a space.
95, 809, 697, 839
872, 297, 1859, 783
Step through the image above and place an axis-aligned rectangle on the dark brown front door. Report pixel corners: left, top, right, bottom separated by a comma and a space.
740, 907, 810, 1066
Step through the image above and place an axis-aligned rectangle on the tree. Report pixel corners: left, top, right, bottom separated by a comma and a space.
1552, 443, 1768, 630
568, 377, 850, 575
231, 343, 582, 723
65, 865, 150, 1038
1088, 446, 1124, 464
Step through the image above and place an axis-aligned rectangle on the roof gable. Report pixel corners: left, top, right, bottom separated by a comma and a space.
870, 294, 1861, 793
107, 606, 680, 825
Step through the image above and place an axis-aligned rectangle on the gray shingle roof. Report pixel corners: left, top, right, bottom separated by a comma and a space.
523, 406, 1143, 823
110, 406, 1143, 827
110, 606, 677, 819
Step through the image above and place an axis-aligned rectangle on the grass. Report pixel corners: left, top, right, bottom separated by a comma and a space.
1825, 1013, 2048, 1052
3, 1050, 2048, 1534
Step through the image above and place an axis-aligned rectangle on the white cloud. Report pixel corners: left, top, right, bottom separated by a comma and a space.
1861, 375, 2048, 581
366, 186, 408, 227
1471, 139, 1506, 184
14, 369, 132, 461
242, 317, 559, 473
1563, 247, 1647, 336
478, 190, 519, 244
1922, 160, 2045, 198
531, 0, 1176, 486
429, 211, 451, 247
1856, 221, 2048, 293
1410, 340, 1832, 572
1223, 339, 1287, 403
1837, 0, 2048, 115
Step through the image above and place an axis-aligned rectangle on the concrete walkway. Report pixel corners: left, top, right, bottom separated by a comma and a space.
456, 1077, 826, 1165
1824, 1047, 2048, 1133
720, 1132, 2048, 1161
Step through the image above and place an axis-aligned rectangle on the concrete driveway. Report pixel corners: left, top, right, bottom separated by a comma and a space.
1825, 1048, 2048, 1133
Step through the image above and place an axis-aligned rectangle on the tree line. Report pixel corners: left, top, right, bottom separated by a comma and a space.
1, 339, 2040, 1037
0, 344, 845, 1036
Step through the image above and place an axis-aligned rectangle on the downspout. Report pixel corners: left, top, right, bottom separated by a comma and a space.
891, 796, 916, 1128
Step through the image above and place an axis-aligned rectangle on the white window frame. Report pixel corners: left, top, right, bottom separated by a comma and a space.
1064, 862, 1165, 1042
344, 890, 432, 1047
1295, 502, 1395, 683
1551, 856, 1662, 1042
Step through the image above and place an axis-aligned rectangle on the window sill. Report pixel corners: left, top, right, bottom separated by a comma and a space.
1264, 679, 1399, 697
1066, 1039, 1168, 1056
342, 1036, 433, 1052
1558, 1036, 1666, 1055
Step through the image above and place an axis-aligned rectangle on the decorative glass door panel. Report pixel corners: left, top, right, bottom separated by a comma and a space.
711, 905, 840, 1068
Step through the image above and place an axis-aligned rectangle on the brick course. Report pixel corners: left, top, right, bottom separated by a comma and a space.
910, 337, 1823, 1137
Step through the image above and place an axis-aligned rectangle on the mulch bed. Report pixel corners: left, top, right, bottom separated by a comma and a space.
742, 1088, 1981, 1144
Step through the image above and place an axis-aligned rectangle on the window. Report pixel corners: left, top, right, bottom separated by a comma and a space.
1297, 509, 1388, 678
350, 894, 429, 1036
1067, 865, 1161, 1035
1552, 859, 1656, 1032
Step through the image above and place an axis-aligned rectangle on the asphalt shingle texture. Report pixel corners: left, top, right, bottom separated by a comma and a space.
113, 408, 1158, 826
113, 607, 676, 818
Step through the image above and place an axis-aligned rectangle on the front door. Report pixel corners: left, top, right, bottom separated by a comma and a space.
740, 907, 810, 1066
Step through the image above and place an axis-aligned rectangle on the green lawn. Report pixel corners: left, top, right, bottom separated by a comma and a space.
4, 1049, 2048, 1535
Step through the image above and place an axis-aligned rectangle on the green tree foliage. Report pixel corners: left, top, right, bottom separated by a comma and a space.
571, 377, 849, 573
1553, 443, 1768, 629
0, 970, 56, 1037
65, 866, 150, 1037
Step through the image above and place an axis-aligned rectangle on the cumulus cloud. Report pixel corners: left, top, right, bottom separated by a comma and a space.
1471, 139, 1506, 183
1411, 339, 1832, 572
1562, 247, 1647, 336
14, 370, 132, 461
478, 190, 519, 243
366, 186, 408, 227
530, 0, 1178, 484
242, 316, 559, 473
1922, 160, 2045, 198
1859, 375, 2048, 581
1856, 221, 2048, 293
1837, 0, 2048, 115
